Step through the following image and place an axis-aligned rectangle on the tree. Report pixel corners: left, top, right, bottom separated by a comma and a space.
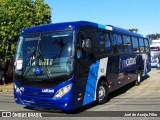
147, 33, 160, 40
129, 28, 139, 33
0, 0, 51, 61
0, 0, 51, 82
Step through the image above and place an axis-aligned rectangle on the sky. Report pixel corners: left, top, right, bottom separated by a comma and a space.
44, 0, 160, 36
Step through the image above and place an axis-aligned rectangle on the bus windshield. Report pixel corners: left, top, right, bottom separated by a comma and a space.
14, 30, 74, 79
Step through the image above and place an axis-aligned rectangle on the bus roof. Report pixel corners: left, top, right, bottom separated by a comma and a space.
107, 25, 143, 37
22, 21, 97, 33
22, 21, 144, 38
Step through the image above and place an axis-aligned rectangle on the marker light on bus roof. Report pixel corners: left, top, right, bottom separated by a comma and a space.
105, 26, 113, 31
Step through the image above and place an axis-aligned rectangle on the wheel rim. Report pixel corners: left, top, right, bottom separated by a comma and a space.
98, 85, 106, 101
137, 72, 141, 83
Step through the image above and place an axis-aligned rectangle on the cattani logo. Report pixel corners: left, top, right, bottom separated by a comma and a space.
42, 89, 54, 93
126, 57, 136, 66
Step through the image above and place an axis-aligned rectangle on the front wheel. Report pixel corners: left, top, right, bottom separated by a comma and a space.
96, 80, 108, 104
135, 70, 141, 86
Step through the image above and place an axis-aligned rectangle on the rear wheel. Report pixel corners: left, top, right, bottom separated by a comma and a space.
96, 80, 108, 104
135, 70, 141, 86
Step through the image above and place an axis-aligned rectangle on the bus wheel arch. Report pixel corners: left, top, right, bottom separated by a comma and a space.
96, 76, 108, 104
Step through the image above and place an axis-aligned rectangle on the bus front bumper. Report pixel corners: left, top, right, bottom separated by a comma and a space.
13, 83, 75, 110
14, 92, 74, 110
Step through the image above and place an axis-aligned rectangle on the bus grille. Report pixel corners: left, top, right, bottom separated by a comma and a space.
22, 98, 54, 108
22, 91, 53, 98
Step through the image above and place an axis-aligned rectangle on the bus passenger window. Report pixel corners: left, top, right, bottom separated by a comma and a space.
78, 32, 92, 59
139, 38, 145, 52
144, 38, 149, 52
78, 28, 97, 60
96, 32, 105, 54
84, 38, 91, 51
132, 37, 139, 53
96, 32, 112, 54
112, 34, 124, 54
123, 35, 133, 53
104, 33, 112, 54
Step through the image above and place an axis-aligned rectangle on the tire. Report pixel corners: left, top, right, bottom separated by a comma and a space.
135, 70, 141, 86
96, 80, 108, 104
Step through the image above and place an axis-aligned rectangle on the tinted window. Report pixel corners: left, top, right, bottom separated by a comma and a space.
96, 32, 111, 54
123, 35, 133, 53
78, 29, 95, 59
132, 37, 139, 53
15, 30, 74, 78
104, 33, 112, 54
112, 34, 124, 54
144, 38, 149, 52
139, 38, 145, 52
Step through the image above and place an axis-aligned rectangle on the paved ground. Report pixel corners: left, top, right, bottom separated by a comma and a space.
0, 68, 160, 120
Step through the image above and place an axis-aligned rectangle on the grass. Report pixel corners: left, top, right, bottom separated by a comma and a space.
0, 83, 13, 93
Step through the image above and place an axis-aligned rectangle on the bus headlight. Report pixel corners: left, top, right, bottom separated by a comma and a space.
14, 84, 22, 95
54, 84, 72, 98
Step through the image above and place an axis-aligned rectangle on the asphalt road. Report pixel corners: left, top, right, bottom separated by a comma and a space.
0, 68, 160, 120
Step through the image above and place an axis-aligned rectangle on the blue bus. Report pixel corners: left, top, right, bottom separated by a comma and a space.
13, 21, 151, 110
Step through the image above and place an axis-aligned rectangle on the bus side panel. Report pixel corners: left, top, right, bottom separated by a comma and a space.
106, 56, 121, 92
119, 55, 136, 87
74, 58, 92, 109
147, 53, 151, 72
106, 55, 137, 92
83, 57, 109, 105
141, 53, 151, 76
82, 60, 100, 105
74, 58, 109, 108
124, 54, 137, 83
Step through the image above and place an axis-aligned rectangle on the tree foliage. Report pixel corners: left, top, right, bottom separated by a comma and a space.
0, 0, 51, 60
129, 28, 139, 33
146, 33, 160, 40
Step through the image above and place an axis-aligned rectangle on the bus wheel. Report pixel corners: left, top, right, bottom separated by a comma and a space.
96, 80, 108, 104
135, 70, 141, 86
